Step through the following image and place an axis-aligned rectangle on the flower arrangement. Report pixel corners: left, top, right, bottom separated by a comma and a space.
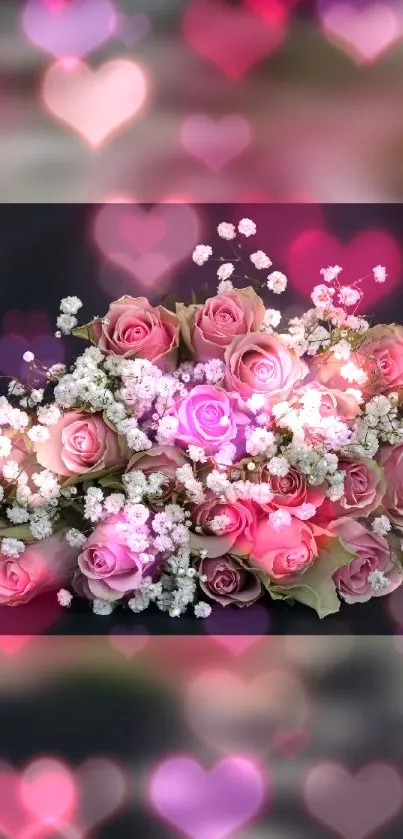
1, 217, 403, 620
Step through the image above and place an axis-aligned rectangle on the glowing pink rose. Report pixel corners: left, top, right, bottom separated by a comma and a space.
316, 457, 385, 522
198, 555, 262, 607
260, 464, 325, 514
78, 514, 153, 602
0, 532, 79, 606
225, 331, 307, 402
88, 295, 180, 371
172, 385, 248, 456
178, 287, 265, 362
249, 517, 318, 582
34, 411, 126, 477
377, 443, 403, 528
189, 497, 257, 558
332, 519, 403, 604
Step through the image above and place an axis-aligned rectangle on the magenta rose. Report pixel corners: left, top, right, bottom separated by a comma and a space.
316, 457, 385, 522
225, 331, 307, 402
189, 496, 257, 558
249, 516, 318, 582
0, 532, 79, 606
198, 555, 262, 607
88, 295, 180, 371
78, 514, 153, 602
259, 464, 325, 515
126, 445, 187, 499
178, 287, 265, 362
332, 519, 403, 604
34, 411, 127, 478
377, 443, 403, 528
172, 385, 249, 456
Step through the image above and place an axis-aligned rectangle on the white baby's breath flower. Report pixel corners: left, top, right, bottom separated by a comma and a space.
217, 222, 236, 240
194, 602, 212, 618
1, 538, 25, 558
57, 589, 73, 607
192, 245, 212, 265
267, 271, 287, 294
92, 599, 114, 616
27, 425, 50, 442
250, 251, 272, 270
373, 265, 387, 284
23, 351, 35, 363
217, 279, 234, 294
263, 309, 281, 329
269, 509, 292, 529
66, 528, 87, 548
60, 296, 83, 315
320, 265, 342, 283
217, 263, 234, 281
371, 515, 391, 536
238, 218, 256, 237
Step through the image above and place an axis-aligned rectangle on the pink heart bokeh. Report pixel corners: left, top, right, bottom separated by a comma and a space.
180, 115, 252, 172
317, 0, 403, 64
21, 0, 117, 59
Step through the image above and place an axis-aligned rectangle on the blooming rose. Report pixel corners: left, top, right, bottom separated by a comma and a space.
225, 331, 307, 402
358, 324, 403, 395
261, 465, 325, 514
316, 457, 385, 522
377, 443, 403, 528
189, 497, 257, 558
332, 519, 403, 604
0, 531, 79, 606
307, 349, 372, 392
78, 514, 154, 602
87, 295, 180, 371
296, 383, 361, 423
172, 385, 249, 456
34, 411, 127, 478
249, 516, 318, 582
198, 555, 262, 607
177, 287, 265, 362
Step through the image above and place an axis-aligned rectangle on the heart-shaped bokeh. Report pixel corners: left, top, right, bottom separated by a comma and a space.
317, 0, 403, 64
21, 0, 117, 59
180, 115, 252, 172
203, 602, 271, 655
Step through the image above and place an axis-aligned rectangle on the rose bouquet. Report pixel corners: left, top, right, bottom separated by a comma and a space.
1, 217, 403, 619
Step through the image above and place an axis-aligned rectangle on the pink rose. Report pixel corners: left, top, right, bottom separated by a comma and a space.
358, 324, 403, 395
260, 464, 325, 514
198, 555, 262, 607
178, 287, 265, 362
88, 295, 180, 371
189, 497, 257, 558
78, 514, 154, 602
377, 443, 403, 528
249, 517, 318, 582
307, 349, 372, 392
225, 331, 307, 402
126, 445, 187, 500
332, 519, 403, 604
172, 385, 249, 456
34, 411, 127, 477
296, 383, 361, 423
0, 532, 79, 606
316, 457, 385, 522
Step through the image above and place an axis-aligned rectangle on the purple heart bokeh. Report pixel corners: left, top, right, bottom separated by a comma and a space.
21, 0, 117, 59
203, 602, 270, 655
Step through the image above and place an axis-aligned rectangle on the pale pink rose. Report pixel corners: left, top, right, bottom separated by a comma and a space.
377, 443, 403, 528
358, 324, 403, 395
34, 411, 127, 477
189, 497, 257, 558
78, 514, 154, 602
0, 532, 79, 606
249, 516, 318, 582
172, 385, 249, 456
316, 457, 385, 522
307, 349, 373, 392
296, 383, 361, 423
225, 331, 307, 402
198, 555, 262, 607
126, 445, 187, 499
178, 287, 265, 362
332, 519, 403, 604
88, 295, 179, 371
260, 464, 325, 514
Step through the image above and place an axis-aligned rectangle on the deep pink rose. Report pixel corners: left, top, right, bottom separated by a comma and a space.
89, 295, 180, 371
172, 385, 249, 456
78, 514, 153, 602
189, 497, 257, 558
316, 457, 385, 522
249, 517, 318, 582
332, 519, 403, 604
225, 331, 307, 402
198, 555, 262, 607
0, 532, 79, 606
260, 464, 325, 514
126, 445, 187, 500
178, 287, 265, 362
377, 443, 403, 528
34, 411, 126, 477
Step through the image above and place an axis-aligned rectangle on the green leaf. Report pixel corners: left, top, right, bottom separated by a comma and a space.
266, 535, 356, 619
0, 524, 36, 543
71, 323, 93, 342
